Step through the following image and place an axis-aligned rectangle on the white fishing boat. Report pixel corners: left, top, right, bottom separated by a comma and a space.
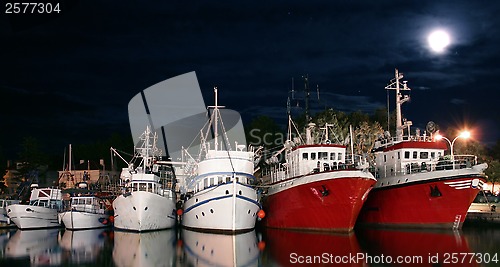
6, 186, 63, 229
111, 126, 177, 232
59, 195, 112, 230
178, 88, 261, 233
0, 199, 20, 227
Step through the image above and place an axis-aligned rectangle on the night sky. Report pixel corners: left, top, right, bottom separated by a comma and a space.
2, 1, 500, 157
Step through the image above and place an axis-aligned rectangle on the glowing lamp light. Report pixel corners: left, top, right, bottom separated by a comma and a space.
459, 130, 471, 139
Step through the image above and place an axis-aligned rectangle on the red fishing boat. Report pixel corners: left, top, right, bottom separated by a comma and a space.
261, 115, 376, 232
357, 69, 487, 229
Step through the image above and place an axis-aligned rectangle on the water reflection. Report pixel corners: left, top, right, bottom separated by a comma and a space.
112, 229, 176, 267
59, 228, 109, 264
4, 229, 61, 266
181, 229, 259, 267
0, 226, 498, 266
358, 228, 474, 266
263, 228, 363, 266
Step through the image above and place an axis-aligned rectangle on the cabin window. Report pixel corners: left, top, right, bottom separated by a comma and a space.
210, 177, 215, 186
398, 152, 401, 159
431, 152, 436, 158
218, 176, 223, 184
420, 152, 429, 159
438, 152, 442, 157
204, 178, 208, 188
302, 153, 308, 160
226, 176, 231, 183
310, 153, 316, 160
86, 198, 92, 205
319, 152, 328, 160
384, 155, 387, 162
148, 183, 153, 192
338, 153, 342, 161
330, 152, 336, 160
139, 183, 147, 191
404, 151, 410, 159
413, 151, 418, 159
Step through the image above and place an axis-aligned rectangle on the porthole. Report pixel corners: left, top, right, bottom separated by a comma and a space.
210, 209, 214, 213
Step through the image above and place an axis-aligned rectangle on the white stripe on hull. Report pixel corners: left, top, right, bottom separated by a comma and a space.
60, 210, 110, 230
182, 182, 260, 232
113, 191, 176, 231
7, 204, 60, 229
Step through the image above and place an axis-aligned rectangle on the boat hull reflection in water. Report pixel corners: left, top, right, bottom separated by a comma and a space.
264, 228, 364, 266
112, 229, 176, 267
5, 229, 61, 266
59, 229, 109, 264
359, 228, 474, 266
182, 229, 259, 267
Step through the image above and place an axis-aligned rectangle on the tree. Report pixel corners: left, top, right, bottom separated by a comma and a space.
17, 136, 47, 184
485, 159, 500, 193
353, 121, 384, 164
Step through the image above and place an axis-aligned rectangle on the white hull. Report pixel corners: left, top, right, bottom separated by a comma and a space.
59, 210, 111, 230
182, 229, 259, 267
113, 191, 176, 231
7, 204, 61, 229
182, 181, 260, 232
112, 230, 176, 267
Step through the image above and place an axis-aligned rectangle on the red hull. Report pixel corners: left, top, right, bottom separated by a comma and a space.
358, 176, 484, 228
262, 174, 375, 231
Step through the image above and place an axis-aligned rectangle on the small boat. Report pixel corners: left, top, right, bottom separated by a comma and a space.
111, 126, 177, 232
6, 186, 63, 229
59, 195, 113, 230
0, 198, 20, 227
178, 88, 261, 233
358, 69, 487, 229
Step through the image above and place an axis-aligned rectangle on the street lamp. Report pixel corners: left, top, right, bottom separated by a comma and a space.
435, 131, 471, 169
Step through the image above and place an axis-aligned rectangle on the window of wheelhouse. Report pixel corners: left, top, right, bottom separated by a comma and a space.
404, 151, 410, 159
398, 152, 400, 159
302, 153, 308, 160
384, 155, 387, 162
310, 153, 316, 160
412, 151, 418, 159
139, 183, 147, 191
420, 152, 429, 159
338, 153, 342, 161
319, 152, 328, 160
330, 152, 336, 160
431, 152, 436, 159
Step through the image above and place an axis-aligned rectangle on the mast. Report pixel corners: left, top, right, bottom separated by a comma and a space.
214, 87, 219, 151
303, 74, 310, 123
385, 69, 411, 141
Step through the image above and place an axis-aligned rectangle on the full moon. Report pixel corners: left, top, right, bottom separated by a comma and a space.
428, 30, 450, 53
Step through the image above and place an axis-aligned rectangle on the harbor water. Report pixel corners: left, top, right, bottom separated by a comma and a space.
0, 223, 499, 266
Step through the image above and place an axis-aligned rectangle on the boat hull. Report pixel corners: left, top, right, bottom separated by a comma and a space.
182, 181, 260, 232
262, 170, 376, 232
59, 210, 111, 230
6, 204, 61, 230
358, 176, 485, 229
112, 191, 176, 232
